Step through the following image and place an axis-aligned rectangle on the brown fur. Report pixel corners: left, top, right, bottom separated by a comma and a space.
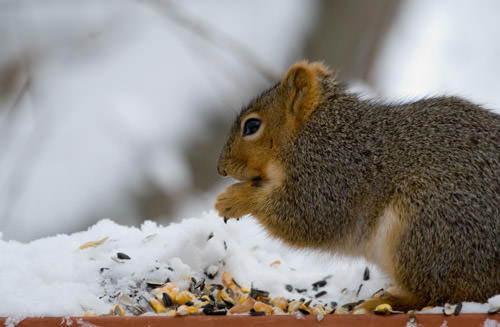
215, 60, 500, 311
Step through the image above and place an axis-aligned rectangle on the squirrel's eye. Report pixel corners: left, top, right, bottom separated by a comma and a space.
243, 118, 261, 136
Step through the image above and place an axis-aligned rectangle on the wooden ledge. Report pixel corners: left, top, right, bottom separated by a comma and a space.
1, 313, 498, 327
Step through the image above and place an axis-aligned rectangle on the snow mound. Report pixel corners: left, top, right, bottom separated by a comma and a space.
0, 212, 386, 317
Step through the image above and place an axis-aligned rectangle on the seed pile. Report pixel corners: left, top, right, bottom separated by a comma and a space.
89, 265, 500, 318
88, 271, 340, 317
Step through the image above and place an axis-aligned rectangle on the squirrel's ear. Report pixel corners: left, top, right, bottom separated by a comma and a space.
281, 60, 331, 124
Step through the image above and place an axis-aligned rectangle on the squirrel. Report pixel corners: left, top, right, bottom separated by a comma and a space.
214, 60, 500, 312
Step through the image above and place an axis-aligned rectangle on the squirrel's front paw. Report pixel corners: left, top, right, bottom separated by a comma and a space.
215, 182, 254, 220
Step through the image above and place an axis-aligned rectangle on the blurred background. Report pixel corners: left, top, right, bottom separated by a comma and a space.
1, 0, 499, 242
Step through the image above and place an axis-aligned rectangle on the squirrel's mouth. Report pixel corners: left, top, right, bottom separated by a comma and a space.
228, 170, 262, 186
250, 176, 262, 186
225, 164, 256, 180
232, 174, 262, 185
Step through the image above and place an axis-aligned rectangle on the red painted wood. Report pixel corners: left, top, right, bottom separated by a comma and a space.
0, 314, 497, 327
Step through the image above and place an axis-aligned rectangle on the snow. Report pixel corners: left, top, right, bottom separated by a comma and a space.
0, 213, 388, 318
1, 213, 499, 320
484, 319, 500, 327
490, 295, 500, 308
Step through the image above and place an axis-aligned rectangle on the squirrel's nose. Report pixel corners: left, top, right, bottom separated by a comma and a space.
217, 163, 227, 176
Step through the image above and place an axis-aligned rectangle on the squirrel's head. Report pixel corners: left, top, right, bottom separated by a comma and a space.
217, 60, 331, 183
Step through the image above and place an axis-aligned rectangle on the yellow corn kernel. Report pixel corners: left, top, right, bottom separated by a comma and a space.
188, 306, 200, 314
83, 311, 97, 317
229, 296, 255, 314
239, 294, 249, 304
311, 304, 327, 315
156, 282, 178, 294
253, 301, 273, 315
374, 303, 392, 315
421, 306, 434, 311
175, 290, 195, 305
217, 290, 234, 305
150, 298, 167, 314
299, 304, 311, 314
169, 287, 180, 298
167, 309, 176, 316
270, 260, 281, 267
191, 298, 207, 308
271, 297, 288, 311
152, 283, 179, 300
221, 271, 234, 289
287, 300, 302, 313
78, 237, 109, 250
201, 295, 211, 302
110, 304, 125, 316
240, 286, 251, 293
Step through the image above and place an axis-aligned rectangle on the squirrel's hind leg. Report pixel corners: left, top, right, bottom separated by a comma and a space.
353, 286, 425, 313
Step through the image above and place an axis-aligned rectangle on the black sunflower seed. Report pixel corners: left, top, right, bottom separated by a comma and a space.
222, 299, 234, 309
250, 288, 269, 299
312, 280, 327, 290
341, 302, 358, 312
216, 302, 227, 309
202, 303, 214, 311
315, 291, 327, 298
162, 292, 173, 307
250, 309, 265, 316
363, 267, 370, 281
117, 252, 131, 260
210, 284, 224, 290
204, 305, 228, 315
356, 283, 363, 297
372, 288, 384, 297
204, 269, 218, 279
145, 279, 162, 288
195, 278, 205, 290
232, 278, 241, 289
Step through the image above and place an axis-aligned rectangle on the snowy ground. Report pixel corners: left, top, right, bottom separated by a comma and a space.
0, 213, 384, 317
1, 213, 499, 320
